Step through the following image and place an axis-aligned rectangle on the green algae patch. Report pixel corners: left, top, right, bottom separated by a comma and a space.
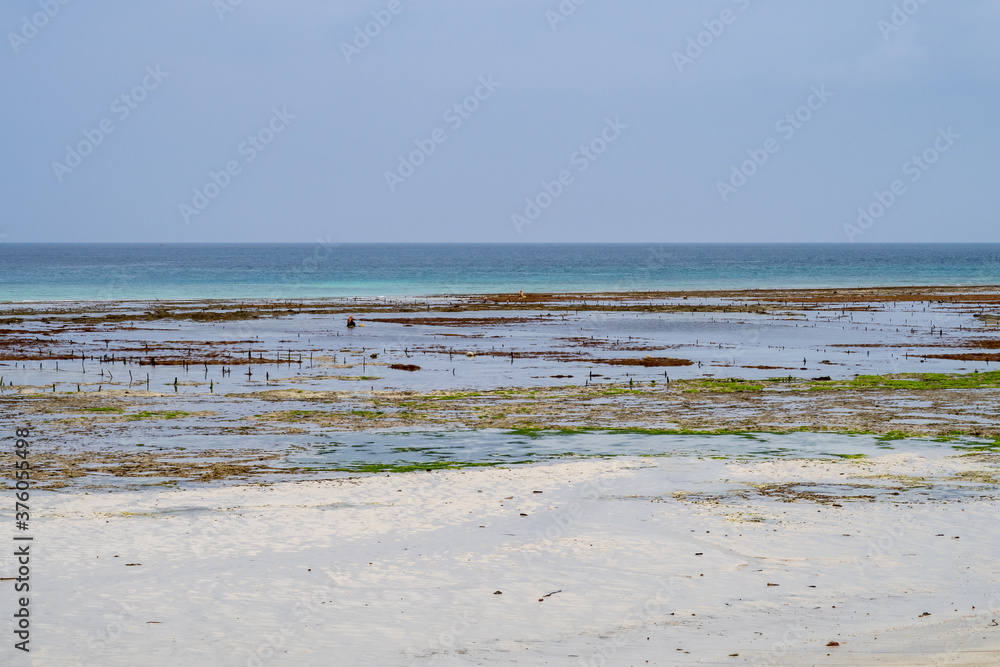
600, 387, 644, 396
126, 410, 192, 421
434, 392, 483, 401
683, 370, 1000, 393
952, 440, 1000, 453
350, 409, 385, 418
848, 371, 1000, 390
684, 378, 764, 393
875, 431, 911, 442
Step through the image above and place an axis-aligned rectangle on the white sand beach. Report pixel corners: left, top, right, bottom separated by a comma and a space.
8, 450, 999, 666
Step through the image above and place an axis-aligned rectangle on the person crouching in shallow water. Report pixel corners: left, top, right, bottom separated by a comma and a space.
347, 315, 356, 328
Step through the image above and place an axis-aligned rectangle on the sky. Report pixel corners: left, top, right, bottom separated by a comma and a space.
0, 0, 997, 244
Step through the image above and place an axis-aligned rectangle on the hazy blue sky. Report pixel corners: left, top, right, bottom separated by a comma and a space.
1, 0, 997, 243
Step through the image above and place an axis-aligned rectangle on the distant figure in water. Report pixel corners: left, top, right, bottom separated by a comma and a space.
518, 290, 525, 299
347, 315, 356, 328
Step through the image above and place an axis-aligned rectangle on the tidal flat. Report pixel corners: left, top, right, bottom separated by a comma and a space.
3, 285, 1000, 485
2, 286, 1000, 664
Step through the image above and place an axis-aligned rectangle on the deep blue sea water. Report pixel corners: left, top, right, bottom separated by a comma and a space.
1, 243, 998, 302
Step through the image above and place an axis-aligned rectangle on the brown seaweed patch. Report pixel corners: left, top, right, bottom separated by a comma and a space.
389, 364, 421, 372
749, 482, 877, 504
555, 336, 674, 352
919, 353, 1000, 363
598, 356, 693, 367
961, 339, 1000, 349
367, 316, 557, 327
0, 448, 302, 489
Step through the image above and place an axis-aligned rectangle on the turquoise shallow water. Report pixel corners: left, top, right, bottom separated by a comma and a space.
276, 429, 987, 471
1, 243, 999, 301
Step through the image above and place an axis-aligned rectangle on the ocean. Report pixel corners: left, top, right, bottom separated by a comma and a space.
1, 243, 998, 302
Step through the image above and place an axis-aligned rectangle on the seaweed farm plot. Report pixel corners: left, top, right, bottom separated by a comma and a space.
3, 286, 1000, 402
